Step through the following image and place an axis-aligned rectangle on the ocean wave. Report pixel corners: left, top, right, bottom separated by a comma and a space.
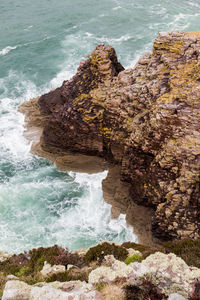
24, 25, 33, 31
112, 6, 122, 10
166, 12, 200, 31
96, 34, 132, 43
188, 1, 200, 8
0, 46, 18, 56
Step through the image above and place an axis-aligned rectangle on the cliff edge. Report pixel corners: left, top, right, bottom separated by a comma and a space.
21, 31, 200, 241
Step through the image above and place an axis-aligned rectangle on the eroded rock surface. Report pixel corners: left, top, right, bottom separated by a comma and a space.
22, 31, 200, 240
2, 280, 103, 300
89, 253, 200, 299
40, 261, 66, 278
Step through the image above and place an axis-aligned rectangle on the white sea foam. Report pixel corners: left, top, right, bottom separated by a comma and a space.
166, 12, 200, 31
24, 25, 33, 31
0, 62, 136, 253
112, 6, 122, 10
49, 69, 74, 90
188, 1, 200, 8
96, 34, 131, 43
125, 41, 153, 69
49, 33, 94, 88
49, 171, 136, 250
0, 46, 18, 56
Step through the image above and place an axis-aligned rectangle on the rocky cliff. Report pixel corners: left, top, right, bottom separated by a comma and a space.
24, 31, 200, 241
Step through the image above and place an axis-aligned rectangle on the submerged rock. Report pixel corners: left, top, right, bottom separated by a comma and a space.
21, 31, 200, 240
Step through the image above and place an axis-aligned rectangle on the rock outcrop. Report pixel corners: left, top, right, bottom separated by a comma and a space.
0, 241, 200, 299
2, 248, 200, 299
2, 280, 103, 300
89, 253, 200, 299
22, 31, 200, 241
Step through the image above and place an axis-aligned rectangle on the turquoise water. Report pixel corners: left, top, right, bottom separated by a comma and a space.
0, 0, 200, 253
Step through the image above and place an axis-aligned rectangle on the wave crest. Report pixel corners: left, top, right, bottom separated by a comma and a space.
0, 46, 18, 56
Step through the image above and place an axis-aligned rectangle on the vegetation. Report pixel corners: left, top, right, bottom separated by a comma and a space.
124, 284, 167, 300
0, 245, 84, 287
121, 242, 164, 259
46, 267, 89, 283
84, 242, 128, 264
163, 239, 200, 268
125, 254, 143, 265
0, 239, 199, 297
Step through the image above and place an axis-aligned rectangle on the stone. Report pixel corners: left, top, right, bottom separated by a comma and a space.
40, 261, 66, 278
67, 264, 74, 270
128, 261, 147, 278
0, 251, 12, 262
89, 256, 133, 284
168, 293, 187, 300
2, 280, 31, 300
127, 248, 142, 257
142, 252, 200, 298
89, 252, 200, 298
2, 280, 103, 300
6, 275, 18, 280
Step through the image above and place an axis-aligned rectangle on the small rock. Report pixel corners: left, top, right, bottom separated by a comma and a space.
128, 262, 148, 279
40, 261, 65, 278
127, 248, 142, 257
67, 264, 74, 271
6, 275, 18, 280
2, 280, 31, 300
0, 251, 12, 262
168, 293, 187, 300
73, 248, 87, 256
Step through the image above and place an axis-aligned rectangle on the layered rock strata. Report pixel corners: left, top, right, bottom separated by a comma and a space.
23, 31, 200, 240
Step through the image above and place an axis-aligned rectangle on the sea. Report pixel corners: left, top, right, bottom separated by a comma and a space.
0, 0, 199, 253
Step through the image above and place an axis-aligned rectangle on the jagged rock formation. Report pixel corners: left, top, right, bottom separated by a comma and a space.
26, 31, 200, 241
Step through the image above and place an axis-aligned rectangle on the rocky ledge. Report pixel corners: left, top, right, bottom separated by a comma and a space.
20, 31, 200, 241
0, 240, 200, 299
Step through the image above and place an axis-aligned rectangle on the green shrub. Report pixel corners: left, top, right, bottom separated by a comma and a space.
46, 268, 88, 283
16, 266, 31, 277
121, 241, 165, 259
0, 244, 84, 285
84, 242, 128, 264
46, 271, 69, 282
95, 282, 107, 291
163, 239, 200, 268
125, 254, 142, 265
